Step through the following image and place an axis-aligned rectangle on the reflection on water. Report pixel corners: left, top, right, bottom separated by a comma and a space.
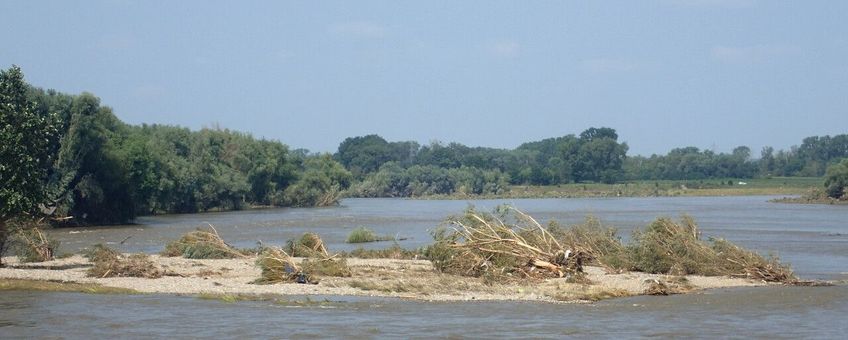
2, 286, 847, 338
51, 196, 848, 279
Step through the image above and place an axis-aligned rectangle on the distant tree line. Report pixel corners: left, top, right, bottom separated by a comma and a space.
336, 127, 629, 196
1, 66, 351, 226
336, 131, 848, 197
3, 65, 847, 227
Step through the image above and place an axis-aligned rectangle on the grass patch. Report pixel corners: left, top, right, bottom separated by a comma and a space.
346, 227, 394, 244
342, 244, 422, 260
497, 177, 823, 199
163, 225, 246, 259
0, 278, 138, 294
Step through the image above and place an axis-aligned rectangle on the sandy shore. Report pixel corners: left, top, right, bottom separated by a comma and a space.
0, 254, 766, 303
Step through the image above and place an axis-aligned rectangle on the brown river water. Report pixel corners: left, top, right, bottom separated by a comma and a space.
2, 196, 847, 338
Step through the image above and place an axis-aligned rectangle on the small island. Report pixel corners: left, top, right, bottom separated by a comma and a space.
0, 208, 813, 304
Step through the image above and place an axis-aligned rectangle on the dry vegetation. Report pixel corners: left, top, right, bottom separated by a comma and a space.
255, 233, 351, 284
7, 220, 58, 263
0, 206, 811, 303
342, 244, 422, 260
85, 244, 163, 279
426, 206, 796, 285
163, 225, 247, 259
427, 207, 589, 282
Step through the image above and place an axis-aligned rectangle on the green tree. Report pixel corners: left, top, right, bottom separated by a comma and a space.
335, 135, 394, 178
824, 158, 848, 199
283, 154, 353, 207
0, 66, 59, 264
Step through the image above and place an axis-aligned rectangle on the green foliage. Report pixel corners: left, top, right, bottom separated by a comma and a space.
824, 158, 848, 199
349, 163, 509, 197
1, 66, 354, 225
345, 226, 393, 243
335, 135, 417, 178
0, 66, 60, 223
282, 154, 352, 207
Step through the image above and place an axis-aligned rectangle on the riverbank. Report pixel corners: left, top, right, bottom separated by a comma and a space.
376, 177, 823, 200
0, 254, 767, 303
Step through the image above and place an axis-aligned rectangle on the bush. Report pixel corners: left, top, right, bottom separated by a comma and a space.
345, 227, 393, 243
824, 159, 848, 199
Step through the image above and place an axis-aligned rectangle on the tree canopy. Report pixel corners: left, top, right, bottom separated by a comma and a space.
0, 66, 59, 222
2, 66, 352, 225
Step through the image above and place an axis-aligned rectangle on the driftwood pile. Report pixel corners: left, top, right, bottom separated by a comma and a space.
431, 207, 587, 280
256, 233, 351, 284
163, 225, 247, 259
85, 244, 163, 279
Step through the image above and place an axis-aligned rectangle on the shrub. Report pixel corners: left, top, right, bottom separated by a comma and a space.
824, 159, 848, 199
345, 227, 393, 243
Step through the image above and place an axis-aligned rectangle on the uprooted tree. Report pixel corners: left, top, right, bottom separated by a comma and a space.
427, 206, 589, 281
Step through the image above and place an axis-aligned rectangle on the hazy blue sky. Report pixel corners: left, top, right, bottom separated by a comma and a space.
2, 0, 846, 156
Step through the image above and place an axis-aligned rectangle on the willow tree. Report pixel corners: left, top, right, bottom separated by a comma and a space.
0, 66, 59, 264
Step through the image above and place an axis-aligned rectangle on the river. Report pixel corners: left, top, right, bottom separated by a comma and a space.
2, 196, 847, 338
